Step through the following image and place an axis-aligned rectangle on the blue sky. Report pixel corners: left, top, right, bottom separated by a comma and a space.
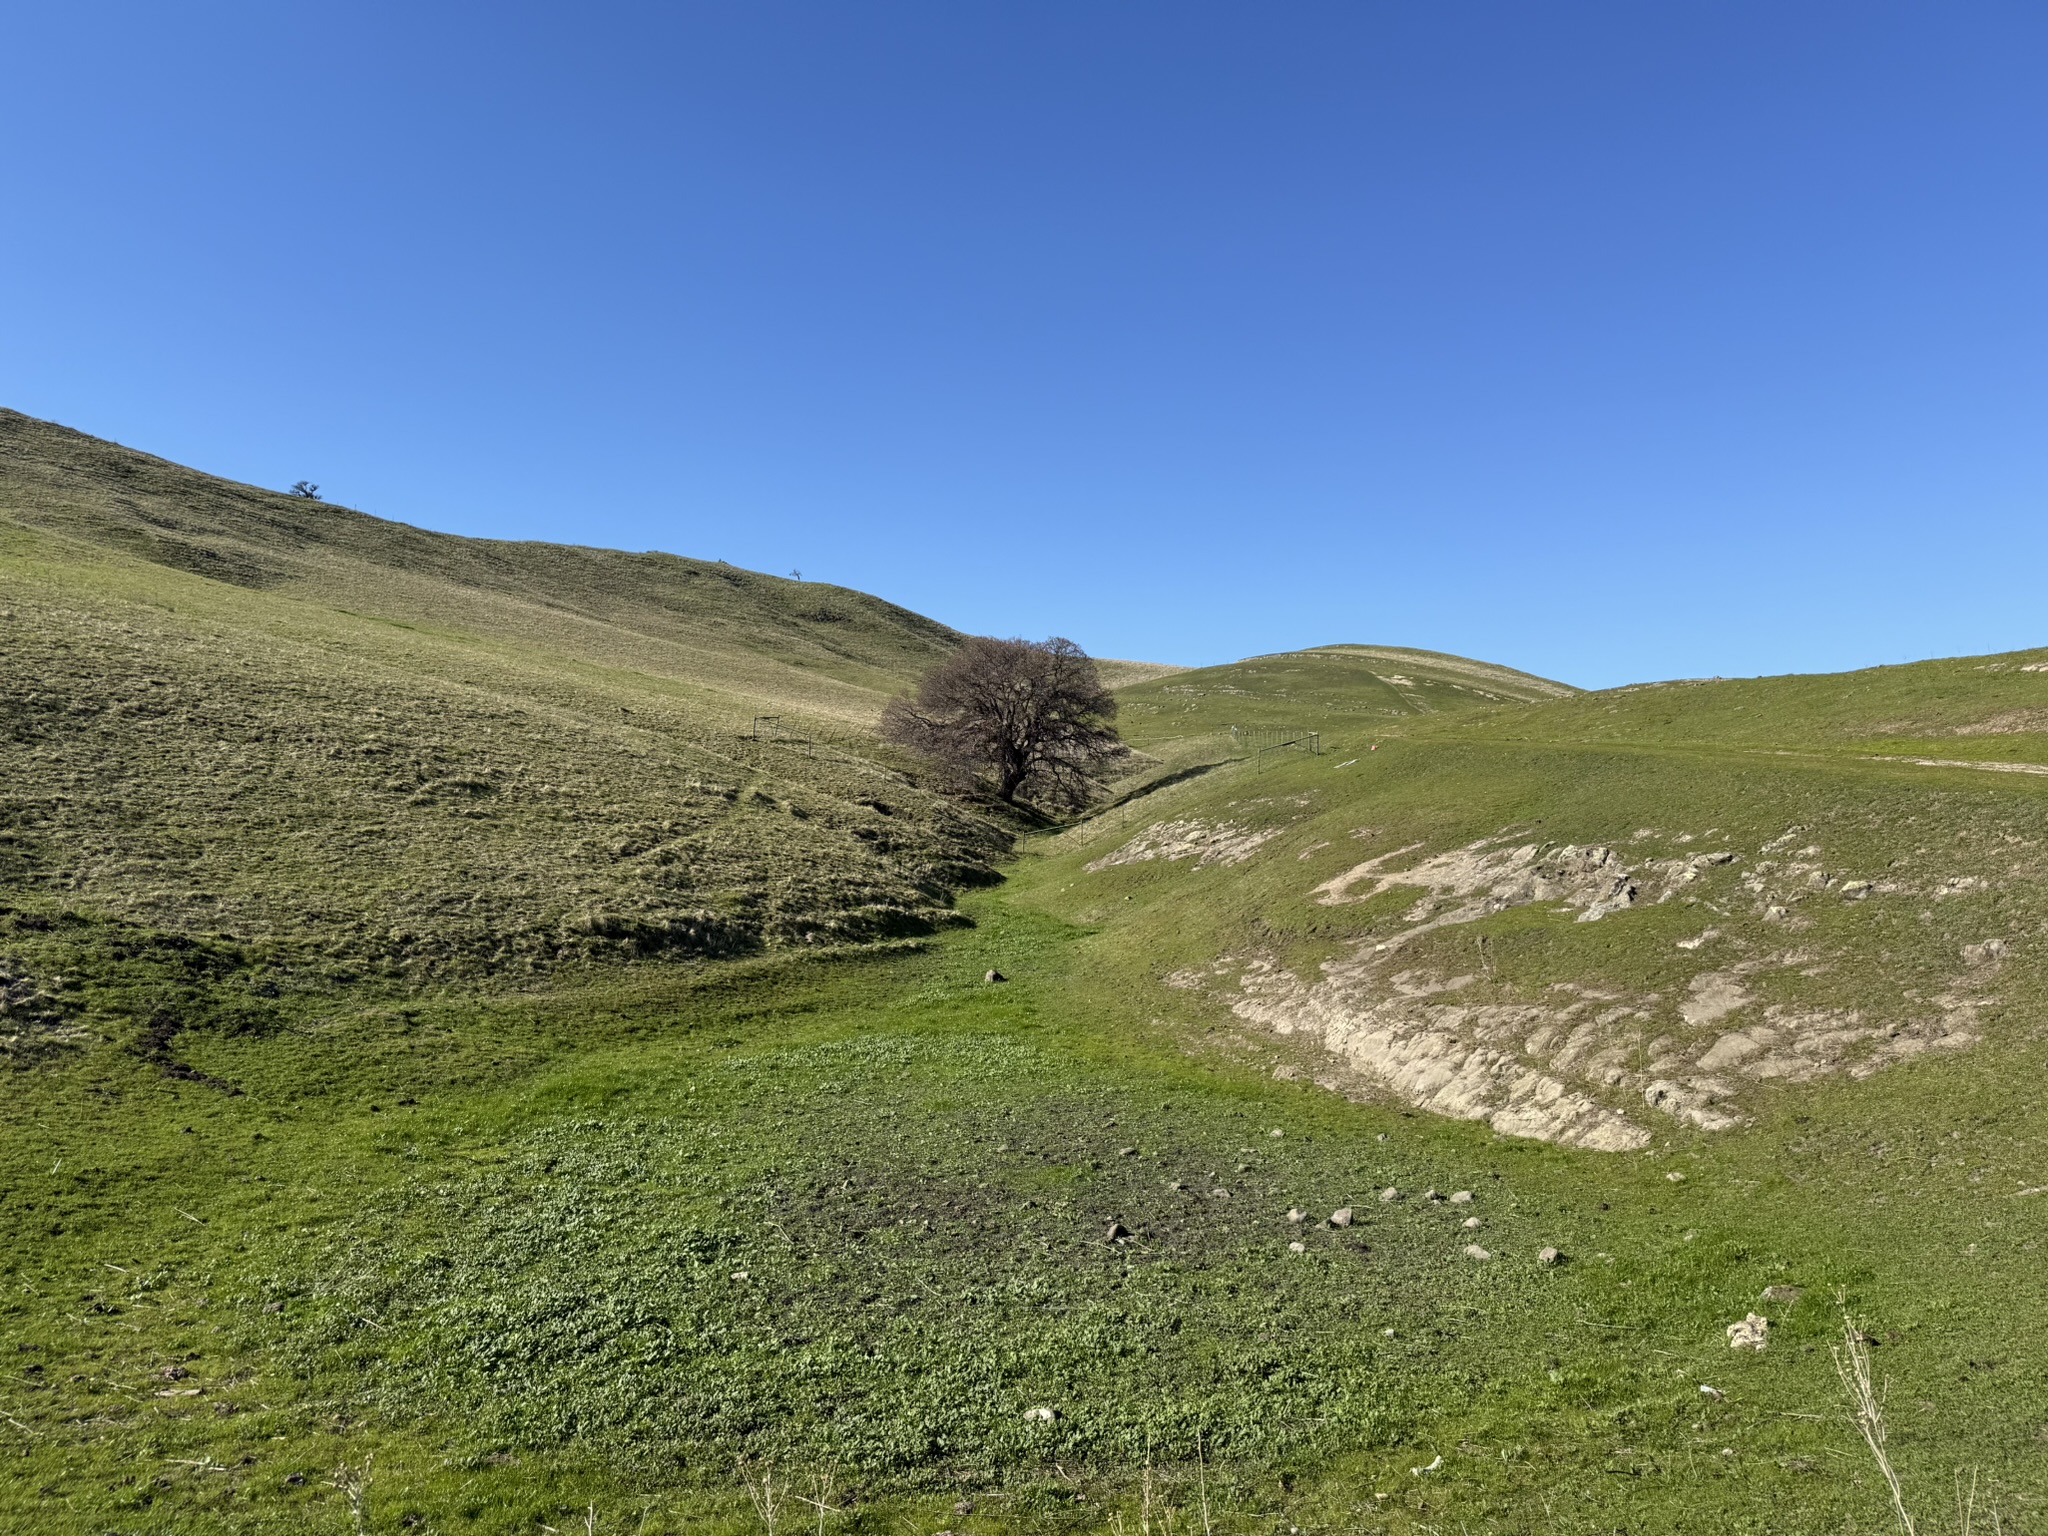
4, 3, 2045, 688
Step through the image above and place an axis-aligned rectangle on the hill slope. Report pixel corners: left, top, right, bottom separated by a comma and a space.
0, 410, 1004, 999
1047, 647, 2048, 1152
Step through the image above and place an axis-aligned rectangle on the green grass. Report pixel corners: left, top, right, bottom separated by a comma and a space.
0, 411, 1008, 981
8, 414, 2048, 1532
13, 893, 2048, 1533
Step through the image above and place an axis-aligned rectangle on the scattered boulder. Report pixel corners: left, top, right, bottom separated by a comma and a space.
1269, 1128, 1284, 1138
1666, 1171, 1687, 1184
1699, 1384, 1724, 1400
1538, 1246, 1562, 1267
1286, 1207, 1306, 1223
1463, 1244, 1492, 1261
1963, 939, 2009, 965
984, 970, 1007, 984
1423, 1189, 1445, 1203
1288, 1241, 1306, 1253
1023, 1405, 1057, 1423
1105, 1222, 1129, 1241
1761, 1284, 1804, 1304
1462, 1216, 1482, 1229
1726, 1313, 1770, 1351
1329, 1207, 1354, 1228
1166, 1180, 1186, 1191
1379, 1187, 1399, 1203
1449, 1190, 1474, 1204
1118, 1146, 1138, 1157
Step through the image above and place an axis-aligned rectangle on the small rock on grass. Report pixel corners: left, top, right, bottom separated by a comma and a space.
1538, 1246, 1562, 1266
1761, 1284, 1804, 1303
1666, 1171, 1687, 1184
1449, 1190, 1474, 1204
1023, 1405, 1057, 1423
1379, 1187, 1399, 1202
1286, 1207, 1306, 1223
1726, 1313, 1770, 1350
1106, 1222, 1129, 1241
1463, 1243, 1492, 1261
1329, 1207, 1354, 1228
984, 969, 1007, 983
1462, 1216, 1482, 1229
1288, 1241, 1306, 1253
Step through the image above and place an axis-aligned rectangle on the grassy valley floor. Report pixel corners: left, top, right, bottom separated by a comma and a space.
8, 879, 2047, 1532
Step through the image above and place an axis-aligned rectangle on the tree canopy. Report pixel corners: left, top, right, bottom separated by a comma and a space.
881, 636, 1123, 807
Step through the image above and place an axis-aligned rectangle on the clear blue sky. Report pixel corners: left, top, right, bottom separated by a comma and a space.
4, 3, 2044, 688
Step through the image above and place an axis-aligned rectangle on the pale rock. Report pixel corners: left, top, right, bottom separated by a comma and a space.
1726, 1313, 1770, 1350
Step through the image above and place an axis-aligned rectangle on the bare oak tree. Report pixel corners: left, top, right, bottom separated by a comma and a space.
881, 636, 1123, 807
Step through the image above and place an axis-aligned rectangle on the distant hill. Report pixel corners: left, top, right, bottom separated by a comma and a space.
1112, 643, 1571, 743
0, 409, 1003, 988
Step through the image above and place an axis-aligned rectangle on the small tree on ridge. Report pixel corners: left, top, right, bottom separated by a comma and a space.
881, 636, 1123, 808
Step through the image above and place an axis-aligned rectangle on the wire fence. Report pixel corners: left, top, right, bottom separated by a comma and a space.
1230, 724, 1322, 763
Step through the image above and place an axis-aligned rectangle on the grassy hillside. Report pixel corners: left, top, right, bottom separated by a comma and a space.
1114, 644, 1573, 747
1014, 644, 2048, 1527
1, 409, 957, 711
8, 411, 2048, 1534
0, 410, 1006, 999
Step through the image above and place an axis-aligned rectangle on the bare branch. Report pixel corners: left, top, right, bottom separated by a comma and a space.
881, 636, 1125, 808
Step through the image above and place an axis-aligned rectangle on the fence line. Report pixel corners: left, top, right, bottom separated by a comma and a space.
1230, 724, 1321, 763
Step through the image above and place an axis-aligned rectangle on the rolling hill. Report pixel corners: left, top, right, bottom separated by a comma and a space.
7, 409, 2048, 1535
0, 409, 1008, 1010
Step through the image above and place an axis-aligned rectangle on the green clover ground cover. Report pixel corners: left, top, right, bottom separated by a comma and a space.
13, 888, 2044, 1534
